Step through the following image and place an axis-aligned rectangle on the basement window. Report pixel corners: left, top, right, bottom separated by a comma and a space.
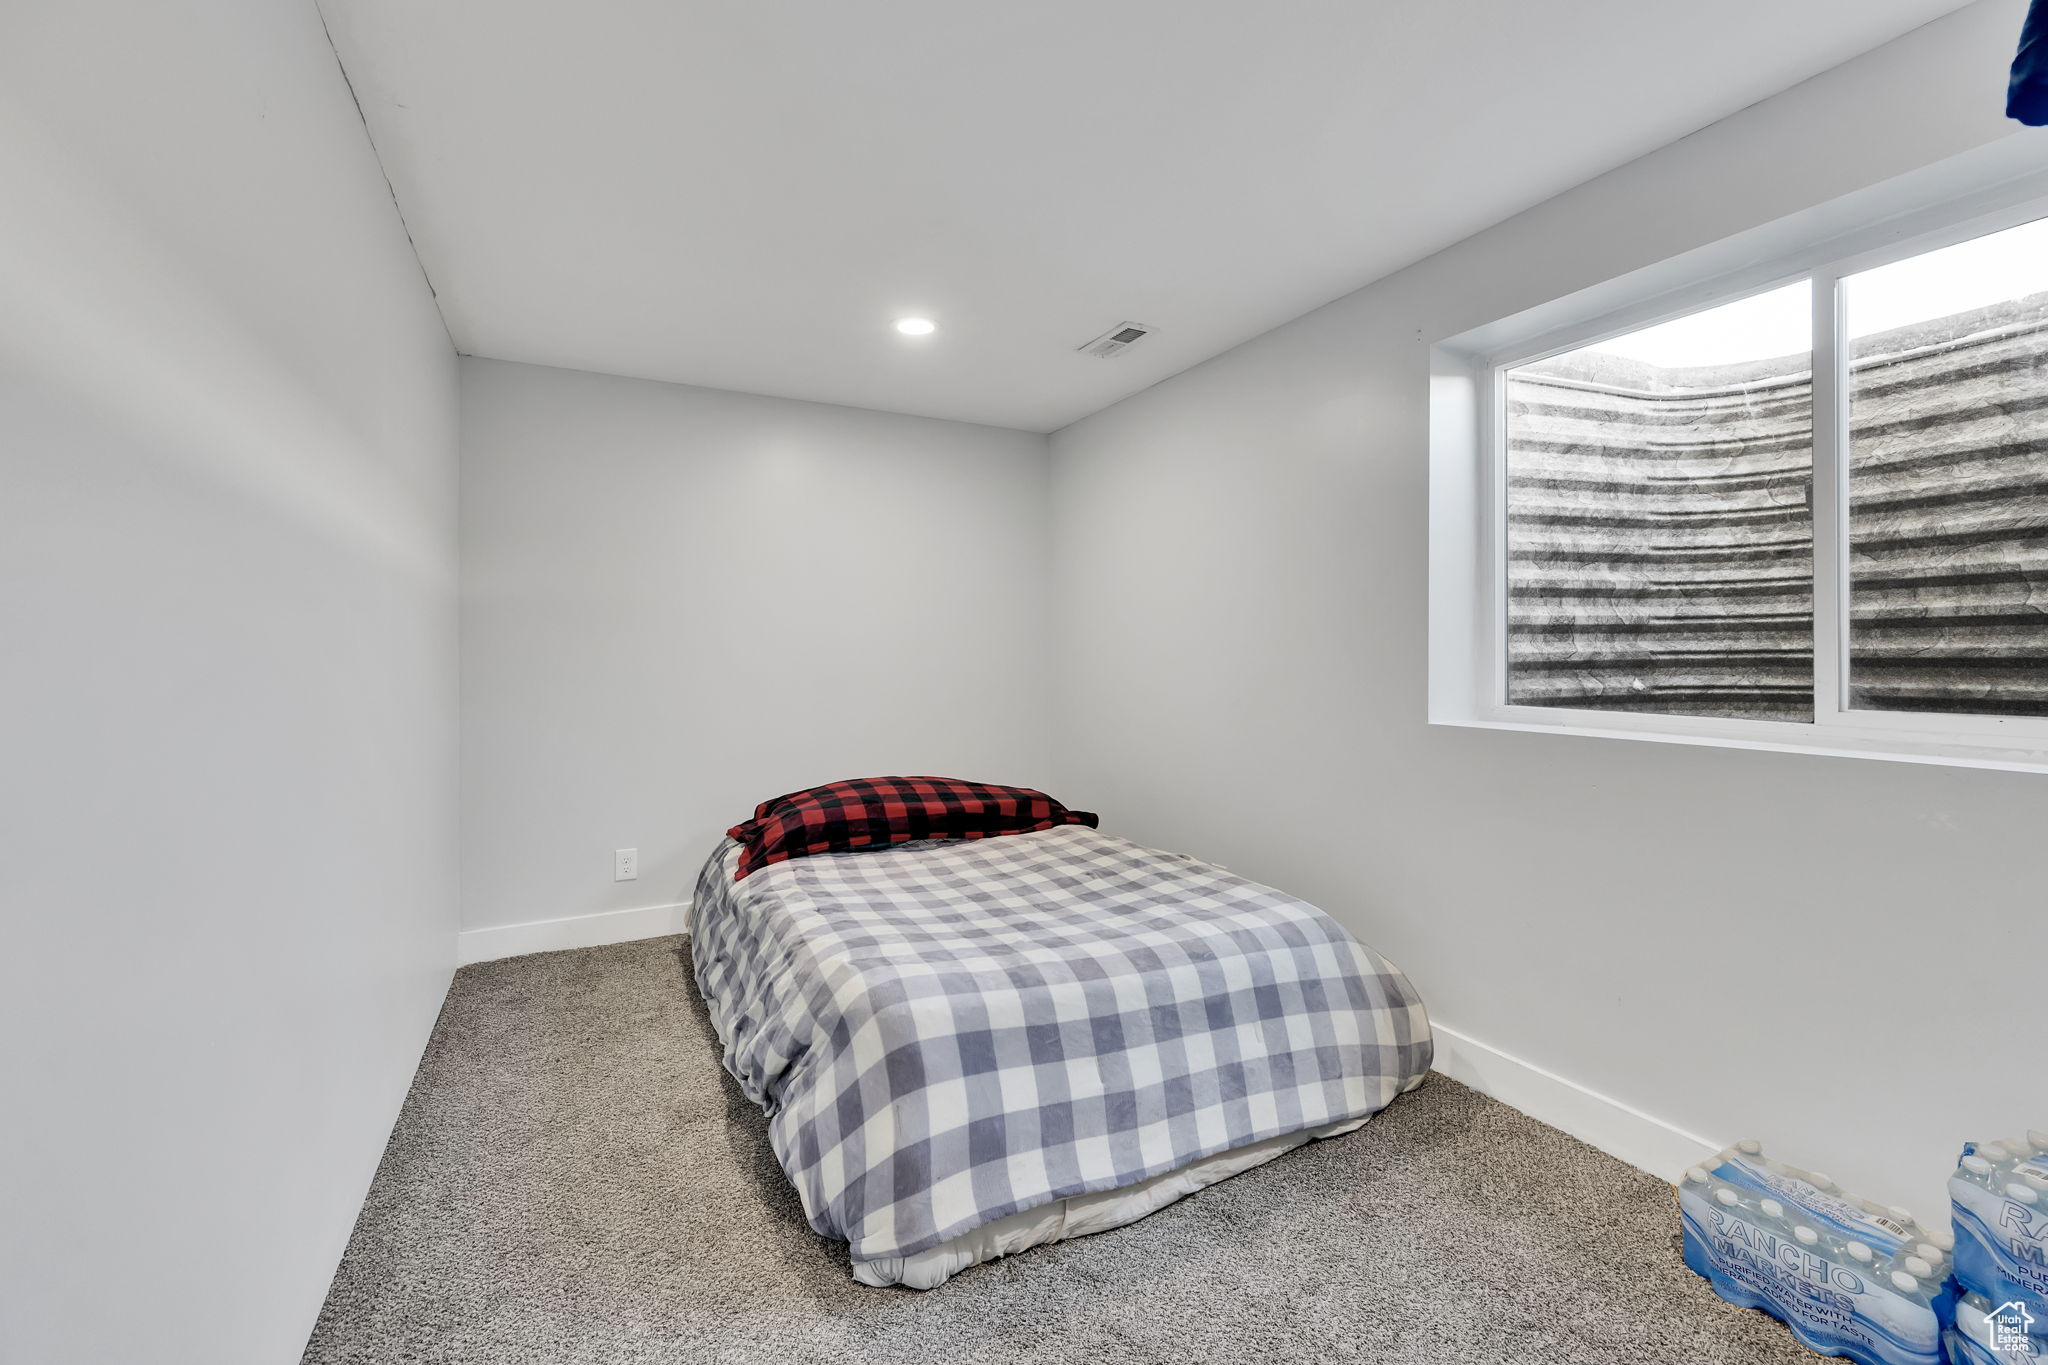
1431, 165, 2048, 772
1503, 280, 1819, 722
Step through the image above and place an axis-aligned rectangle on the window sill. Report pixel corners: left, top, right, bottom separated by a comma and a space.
1435, 707, 2048, 776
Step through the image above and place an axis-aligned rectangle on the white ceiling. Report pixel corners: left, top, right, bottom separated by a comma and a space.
321, 0, 1976, 432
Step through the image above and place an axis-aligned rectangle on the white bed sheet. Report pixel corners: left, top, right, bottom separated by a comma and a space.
849, 1110, 1388, 1288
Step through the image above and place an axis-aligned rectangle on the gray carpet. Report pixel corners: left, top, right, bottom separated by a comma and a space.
302, 937, 1810, 1364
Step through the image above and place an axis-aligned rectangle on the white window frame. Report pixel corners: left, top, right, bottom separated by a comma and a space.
1429, 141, 2048, 774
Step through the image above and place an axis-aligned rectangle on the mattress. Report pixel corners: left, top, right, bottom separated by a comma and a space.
688, 825, 1432, 1287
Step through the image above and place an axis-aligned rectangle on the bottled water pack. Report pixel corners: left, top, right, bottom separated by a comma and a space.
1949, 1131, 2048, 1361
1679, 1141, 1954, 1365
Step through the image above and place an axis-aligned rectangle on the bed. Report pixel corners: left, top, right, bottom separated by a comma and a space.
687, 816, 1432, 1288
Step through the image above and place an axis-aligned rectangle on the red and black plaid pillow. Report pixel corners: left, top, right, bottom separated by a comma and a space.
726, 776, 1098, 880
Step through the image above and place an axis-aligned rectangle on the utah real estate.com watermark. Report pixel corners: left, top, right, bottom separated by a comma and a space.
1987, 1300, 2036, 1359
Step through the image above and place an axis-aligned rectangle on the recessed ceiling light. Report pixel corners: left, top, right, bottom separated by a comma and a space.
894, 317, 937, 336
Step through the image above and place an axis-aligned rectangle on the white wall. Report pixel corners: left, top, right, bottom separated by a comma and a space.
1049, 0, 2045, 1222
459, 358, 1053, 944
0, 4, 458, 1364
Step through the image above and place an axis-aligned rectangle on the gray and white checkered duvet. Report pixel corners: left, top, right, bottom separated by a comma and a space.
688, 825, 1432, 1276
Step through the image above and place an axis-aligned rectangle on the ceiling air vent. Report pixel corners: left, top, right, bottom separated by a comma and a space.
1077, 321, 1155, 358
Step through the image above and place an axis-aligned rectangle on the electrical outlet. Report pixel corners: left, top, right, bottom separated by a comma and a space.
614, 848, 638, 882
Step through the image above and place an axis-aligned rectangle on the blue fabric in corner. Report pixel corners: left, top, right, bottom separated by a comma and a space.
2013, 0, 2048, 125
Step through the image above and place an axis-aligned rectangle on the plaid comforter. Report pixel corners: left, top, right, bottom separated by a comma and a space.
688, 825, 1432, 1275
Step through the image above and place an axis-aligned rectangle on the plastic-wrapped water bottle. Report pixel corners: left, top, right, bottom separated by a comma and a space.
1950, 1133, 2048, 1349
1680, 1142, 1949, 1365
1960, 1152, 2005, 1191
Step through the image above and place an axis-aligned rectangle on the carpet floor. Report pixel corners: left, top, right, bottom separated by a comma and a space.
302, 937, 1810, 1364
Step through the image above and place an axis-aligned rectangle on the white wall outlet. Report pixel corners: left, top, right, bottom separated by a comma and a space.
613, 848, 638, 881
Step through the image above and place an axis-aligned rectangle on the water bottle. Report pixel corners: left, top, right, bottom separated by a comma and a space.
1958, 1151, 2005, 1193
1950, 1132, 2048, 1337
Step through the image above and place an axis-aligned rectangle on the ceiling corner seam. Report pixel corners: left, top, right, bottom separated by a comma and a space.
311, 0, 457, 355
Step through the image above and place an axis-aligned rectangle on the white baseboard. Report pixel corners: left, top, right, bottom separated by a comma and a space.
1430, 1021, 1720, 1185
456, 901, 688, 966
